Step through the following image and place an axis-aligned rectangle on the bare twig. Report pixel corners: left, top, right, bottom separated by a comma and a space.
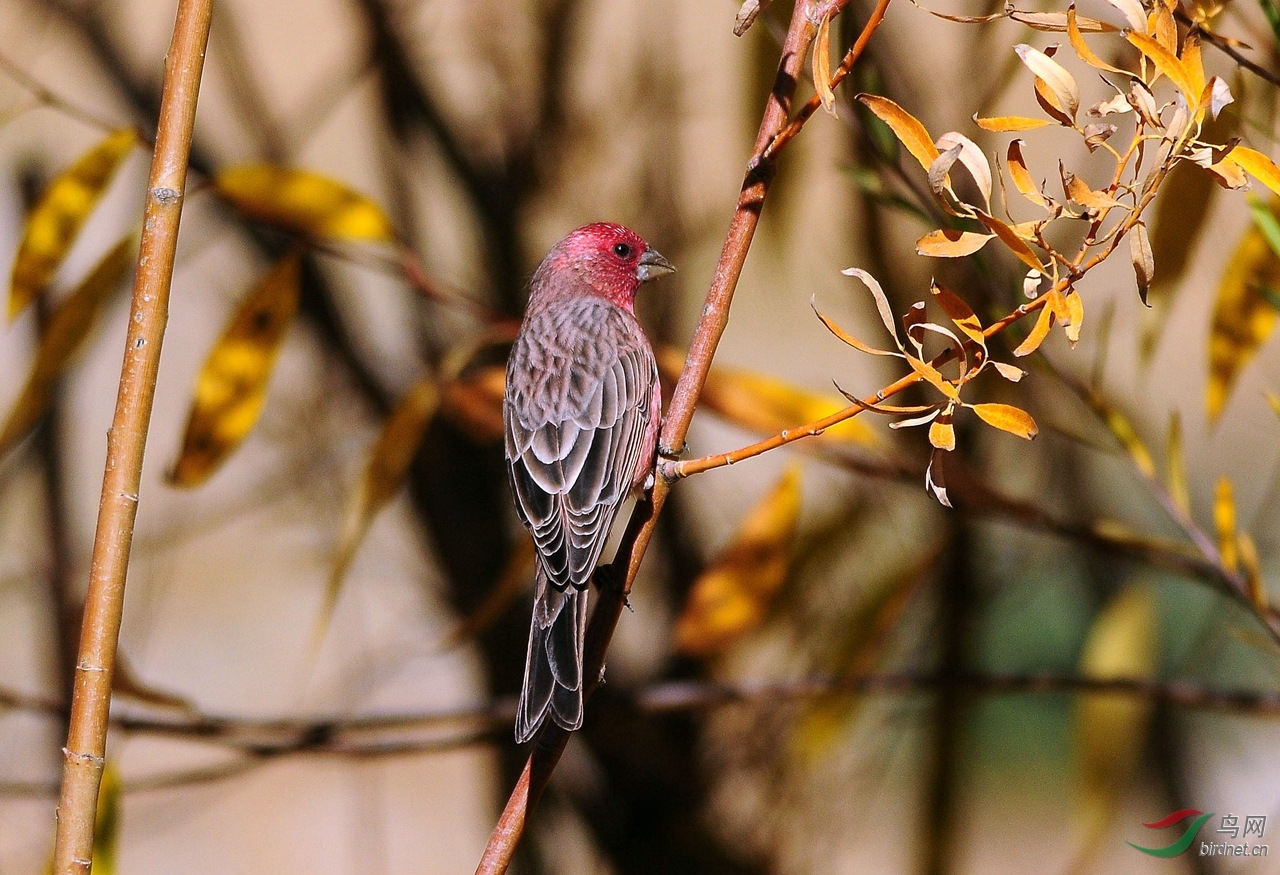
50, 2, 213, 872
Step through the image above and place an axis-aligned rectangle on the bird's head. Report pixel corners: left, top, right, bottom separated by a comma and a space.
533, 222, 675, 312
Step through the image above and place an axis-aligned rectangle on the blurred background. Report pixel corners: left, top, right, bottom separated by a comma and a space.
1, 0, 1279, 872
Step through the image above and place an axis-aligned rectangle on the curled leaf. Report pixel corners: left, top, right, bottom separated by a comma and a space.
1013, 302, 1055, 356
1067, 5, 1127, 74
925, 447, 951, 507
674, 466, 803, 656
1007, 140, 1048, 209
9, 128, 137, 320
929, 409, 956, 451
215, 164, 396, 241
168, 253, 302, 487
1130, 221, 1154, 306
812, 12, 837, 117
1015, 44, 1080, 123
977, 211, 1047, 274
916, 228, 994, 257
1126, 33, 1200, 109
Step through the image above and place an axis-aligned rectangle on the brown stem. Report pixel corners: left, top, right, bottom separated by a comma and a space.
474, 1, 881, 870
50, 1, 213, 872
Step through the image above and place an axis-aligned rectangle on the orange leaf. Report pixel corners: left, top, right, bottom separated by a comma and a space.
977, 211, 1047, 274
1230, 146, 1280, 196
1126, 32, 1198, 109
1067, 5, 1127, 74
916, 228, 994, 257
974, 115, 1053, 132
856, 94, 939, 174
812, 12, 837, 117
1013, 302, 1054, 356
971, 402, 1039, 439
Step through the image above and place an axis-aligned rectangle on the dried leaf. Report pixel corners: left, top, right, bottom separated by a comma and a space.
674, 466, 802, 655
1007, 140, 1048, 208
1010, 10, 1119, 31
1128, 80, 1161, 127
733, 0, 770, 36
930, 281, 986, 347
215, 164, 396, 241
0, 236, 134, 456
1013, 302, 1055, 356
1206, 219, 1280, 419
1104, 0, 1149, 31
168, 253, 302, 487
905, 353, 960, 400
1089, 94, 1132, 117
1165, 413, 1190, 517
855, 94, 940, 174
977, 211, 1047, 274
1083, 123, 1118, 151
974, 115, 1053, 132
1154, 3, 1178, 55
1204, 76, 1233, 120
9, 128, 136, 320
1016, 44, 1080, 122
1127, 32, 1199, 108
1067, 5, 1127, 74
936, 131, 992, 211
1064, 173, 1123, 214
916, 228, 994, 257
992, 361, 1026, 381
1130, 221, 1154, 306
842, 267, 902, 348
323, 377, 442, 639
1075, 582, 1157, 839
1214, 476, 1238, 570
812, 12, 837, 117
1229, 146, 1280, 196
929, 414, 956, 451
1062, 290, 1085, 346
925, 447, 951, 506
971, 402, 1038, 439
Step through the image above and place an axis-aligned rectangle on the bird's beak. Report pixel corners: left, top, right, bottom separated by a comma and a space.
636, 247, 676, 283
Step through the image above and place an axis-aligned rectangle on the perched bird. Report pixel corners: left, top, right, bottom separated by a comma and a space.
504, 222, 674, 743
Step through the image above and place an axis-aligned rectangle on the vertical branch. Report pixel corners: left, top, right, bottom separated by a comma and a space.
50, 1, 213, 872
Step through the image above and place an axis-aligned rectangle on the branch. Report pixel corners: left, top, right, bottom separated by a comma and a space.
50, 2, 213, 872
475, 1, 879, 871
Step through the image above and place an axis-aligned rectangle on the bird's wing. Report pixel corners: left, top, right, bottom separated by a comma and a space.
504, 298, 656, 594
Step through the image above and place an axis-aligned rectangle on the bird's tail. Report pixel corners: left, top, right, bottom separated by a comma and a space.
515, 567, 588, 743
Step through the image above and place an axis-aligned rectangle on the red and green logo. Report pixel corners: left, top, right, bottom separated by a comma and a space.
1129, 809, 1215, 857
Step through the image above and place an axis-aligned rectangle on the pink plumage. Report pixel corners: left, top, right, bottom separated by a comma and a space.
504, 223, 674, 742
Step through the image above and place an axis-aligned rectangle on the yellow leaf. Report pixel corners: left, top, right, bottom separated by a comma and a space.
916, 228, 993, 258
1206, 220, 1280, 420
168, 253, 302, 487
656, 347, 877, 446
930, 281, 986, 346
812, 12, 837, 117
855, 94, 939, 175
1013, 301, 1054, 357
1094, 395, 1156, 479
1239, 531, 1266, 613
0, 236, 134, 456
322, 376, 441, 640
8, 128, 136, 320
1062, 289, 1084, 346
929, 415, 956, 450
1229, 146, 1280, 197
1214, 476, 1238, 571
973, 115, 1053, 132
977, 211, 1047, 274
1075, 582, 1158, 841
970, 402, 1038, 439
1067, 5, 1127, 74
1006, 140, 1048, 208
674, 466, 802, 656
215, 164, 396, 241
1126, 32, 1199, 109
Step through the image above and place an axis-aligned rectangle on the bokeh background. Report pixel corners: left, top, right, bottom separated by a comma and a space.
1, 0, 1279, 872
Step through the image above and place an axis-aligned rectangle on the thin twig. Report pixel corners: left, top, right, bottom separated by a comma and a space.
49, 2, 213, 872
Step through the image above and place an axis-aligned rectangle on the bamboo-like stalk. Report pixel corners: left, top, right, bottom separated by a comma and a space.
50, 2, 214, 871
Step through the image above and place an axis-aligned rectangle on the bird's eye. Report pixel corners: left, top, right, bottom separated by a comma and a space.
612, 242, 633, 259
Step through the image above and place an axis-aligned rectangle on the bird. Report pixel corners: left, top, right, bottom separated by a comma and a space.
504, 222, 674, 743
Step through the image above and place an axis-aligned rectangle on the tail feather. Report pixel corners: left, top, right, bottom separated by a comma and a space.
515, 571, 588, 743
